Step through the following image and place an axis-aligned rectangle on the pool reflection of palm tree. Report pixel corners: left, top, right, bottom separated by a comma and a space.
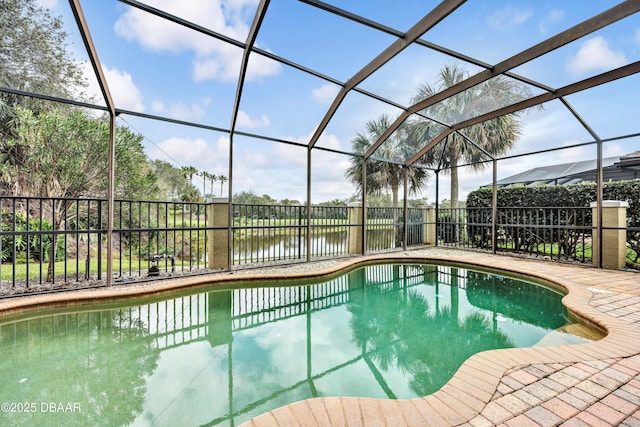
348, 280, 514, 397
0, 309, 160, 426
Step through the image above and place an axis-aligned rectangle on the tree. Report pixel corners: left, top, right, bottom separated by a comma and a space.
209, 173, 218, 198
180, 187, 200, 203
218, 175, 228, 197
198, 170, 208, 199
2, 108, 156, 199
0, 0, 87, 133
345, 114, 429, 209
0, 309, 161, 426
233, 191, 275, 205
279, 198, 302, 206
150, 159, 192, 201
347, 265, 514, 397
1, 107, 158, 279
410, 64, 532, 210
180, 166, 198, 187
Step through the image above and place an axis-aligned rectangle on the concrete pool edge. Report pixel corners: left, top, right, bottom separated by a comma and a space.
1, 250, 639, 425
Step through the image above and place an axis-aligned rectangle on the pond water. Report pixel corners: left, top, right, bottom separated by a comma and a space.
233, 228, 404, 263
0, 263, 593, 427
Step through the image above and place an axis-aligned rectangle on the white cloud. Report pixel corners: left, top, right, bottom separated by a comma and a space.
246, 52, 282, 82
567, 36, 627, 76
312, 84, 340, 104
146, 136, 229, 176
311, 148, 354, 201
236, 111, 270, 129
242, 148, 272, 168
227, 130, 356, 202
557, 141, 588, 161
114, 1, 245, 53
193, 57, 222, 82
114, 0, 279, 83
83, 63, 145, 111
539, 9, 564, 33
149, 98, 211, 121
168, 102, 206, 121
513, 112, 567, 153
151, 99, 164, 113
603, 142, 626, 158
486, 6, 533, 31
317, 133, 343, 151
106, 67, 145, 111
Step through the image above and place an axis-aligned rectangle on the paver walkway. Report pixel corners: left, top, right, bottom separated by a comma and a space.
462, 286, 640, 427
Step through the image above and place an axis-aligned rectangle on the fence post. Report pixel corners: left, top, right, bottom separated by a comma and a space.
590, 200, 628, 269
423, 205, 437, 245
208, 198, 230, 269
347, 202, 363, 254
207, 290, 232, 346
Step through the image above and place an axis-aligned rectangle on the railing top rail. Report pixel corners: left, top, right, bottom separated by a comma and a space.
453, 206, 593, 209
0, 195, 208, 206
232, 203, 348, 208
1, 195, 107, 203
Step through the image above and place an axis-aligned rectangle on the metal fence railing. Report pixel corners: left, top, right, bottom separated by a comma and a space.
366, 207, 403, 253
439, 206, 594, 263
2, 196, 637, 296
310, 205, 351, 259
365, 207, 427, 252
628, 224, 640, 268
232, 203, 306, 265
232, 204, 353, 265
1, 196, 211, 291
232, 204, 430, 265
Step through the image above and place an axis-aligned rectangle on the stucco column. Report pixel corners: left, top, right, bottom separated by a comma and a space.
590, 200, 628, 269
208, 197, 230, 270
347, 202, 363, 255
423, 205, 437, 245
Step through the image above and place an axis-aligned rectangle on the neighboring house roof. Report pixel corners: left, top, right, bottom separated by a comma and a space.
485, 153, 640, 187
620, 150, 640, 165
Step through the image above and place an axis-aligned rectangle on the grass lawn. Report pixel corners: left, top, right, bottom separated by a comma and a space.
1, 256, 197, 281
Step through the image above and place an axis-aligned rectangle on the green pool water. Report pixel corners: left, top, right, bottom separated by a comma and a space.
0, 263, 592, 427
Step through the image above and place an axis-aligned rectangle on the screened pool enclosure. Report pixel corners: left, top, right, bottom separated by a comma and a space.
1, 0, 639, 292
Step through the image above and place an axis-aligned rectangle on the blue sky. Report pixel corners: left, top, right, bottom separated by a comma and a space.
38, 0, 640, 203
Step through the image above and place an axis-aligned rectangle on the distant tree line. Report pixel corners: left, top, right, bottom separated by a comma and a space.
232, 191, 430, 208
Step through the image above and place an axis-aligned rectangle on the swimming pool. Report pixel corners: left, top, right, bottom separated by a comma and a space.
0, 262, 594, 426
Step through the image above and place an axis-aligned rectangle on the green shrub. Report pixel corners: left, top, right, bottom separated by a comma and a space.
1, 212, 65, 262
466, 180, 640, 261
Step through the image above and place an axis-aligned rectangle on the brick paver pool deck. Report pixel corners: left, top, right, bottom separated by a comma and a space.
1, 248, 639, 426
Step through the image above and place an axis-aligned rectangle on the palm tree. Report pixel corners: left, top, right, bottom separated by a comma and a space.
210, 173, 218, 197
218, 175, 228, 197
179, 166, 198, 203
180, 165, 198, 186
345, 114, 428, 209
347, 266, 514, 397
410, 64, 532, 210
198, 170, 208, 199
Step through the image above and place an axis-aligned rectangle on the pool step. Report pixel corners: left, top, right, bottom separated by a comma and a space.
534, 323, 604, 347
